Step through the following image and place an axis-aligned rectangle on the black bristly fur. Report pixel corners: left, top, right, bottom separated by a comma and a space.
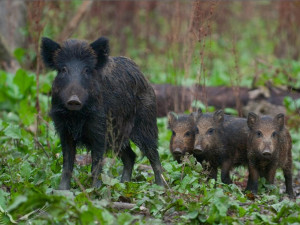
41, 36, 164, 190
41, 37, 61, 69
54, 40, 97, 69
90, 37, 110, 68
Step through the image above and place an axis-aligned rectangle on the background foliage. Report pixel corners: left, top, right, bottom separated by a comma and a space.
0, 1, 300, 224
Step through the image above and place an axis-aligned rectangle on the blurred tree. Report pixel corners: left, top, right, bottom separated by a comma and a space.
0, 0, 26, 72
275, 1, 300, 60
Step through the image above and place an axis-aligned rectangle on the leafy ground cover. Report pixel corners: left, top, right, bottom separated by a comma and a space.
0, 69, 299, 224
1, 3, 300, 222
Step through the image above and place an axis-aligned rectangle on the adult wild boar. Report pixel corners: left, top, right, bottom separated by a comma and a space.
41, 36, 164, 189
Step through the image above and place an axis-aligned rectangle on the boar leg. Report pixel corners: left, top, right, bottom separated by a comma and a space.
266, 165, 277, 184
140, 142, 164, 186
132, 131, 164, 186
145, 147, 165, 186
221, 160, 233, 184
59, 133, 76, 190
283, 165, 294, 198
91, 135, 106, 188
246, 163, 259, 194
208, 166, 218, 181
120, 144, 136, 182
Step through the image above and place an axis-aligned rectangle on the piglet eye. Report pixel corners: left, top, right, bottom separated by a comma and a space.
271, 131, 277, 138
172, 131, 176, 136
185, 131, 191, 137
195, 127, 199, 134
207, 128, 214, 135
256, 131, 263, 138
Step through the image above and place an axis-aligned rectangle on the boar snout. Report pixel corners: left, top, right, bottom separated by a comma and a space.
173, 148, 183, 156
262, 148, 272, 157
193, 145, 203, 155
66, 95, 82, 111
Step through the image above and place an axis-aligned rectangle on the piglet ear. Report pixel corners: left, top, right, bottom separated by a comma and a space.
193, 108, 203, 121
188, 112, 195, 123
168, 112, 177, 128
40, 37, 61, 69
247, 112, 258, 130
274, 113, 285, 131
90, 36, 110, 68
213, 110, 224, 124
197, 108, 202, 114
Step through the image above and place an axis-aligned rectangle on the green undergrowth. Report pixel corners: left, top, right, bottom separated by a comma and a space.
0, 69, 300, 224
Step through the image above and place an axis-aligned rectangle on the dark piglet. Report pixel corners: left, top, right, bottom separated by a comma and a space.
168, 112, 199, 163
41, 36, 164, 190
246, 112, 294, 198
193, 109, 248, 183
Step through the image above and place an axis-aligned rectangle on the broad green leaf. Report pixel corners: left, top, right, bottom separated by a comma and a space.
13, 48, 26, 64
19, 99, 36, 125
20, 161, 32, 181
117, 212, 137, 225
186, 210, 199, 219
7, 195, 27, 212
101, 174, 119, 186
13, 69, 35, 95
4, 125, 22, 139
0, 189, 9, 209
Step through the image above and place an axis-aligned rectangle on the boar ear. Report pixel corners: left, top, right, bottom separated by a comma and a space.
168, 112, 177, 128
274, 113, 285, 131
213, 110, 224, 124
40, 37, 61, 69
90, 37, 110, 68
247, 112, 259, 130
197, 108, 203, 114
193, 108, 203, 121
188, 112, 195, 123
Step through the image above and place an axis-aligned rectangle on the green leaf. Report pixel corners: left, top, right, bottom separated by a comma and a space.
0, 205, 17, 224
0, 189, 9, 209
101, 174, 119, 186
191, 100, 206, 112
0, 70, 7, 86
224, 107, 238, 115
7, 195, 27, 212
117, 212, 137, 225
20, 161, 32, 181
186, 210, 199, 219
13, 48, 26, 64
4, 125, 22, 139
13, 69, 35, 95
19, 99, 36, 125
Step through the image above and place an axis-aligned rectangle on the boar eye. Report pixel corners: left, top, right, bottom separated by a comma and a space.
185, 131, 191, 137
61, 66, 67, 74
207, 128, 214, 135
83, 67, 90, 74
271, 131, 277, 138
195, 127, 199, 134
172, 131, 176, 136
83, 67, 91, 77
256, 131, 263, 138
